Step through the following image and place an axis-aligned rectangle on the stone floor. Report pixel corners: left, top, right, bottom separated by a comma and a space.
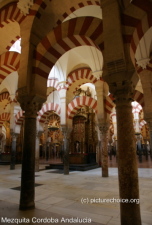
0, 164, 152, 225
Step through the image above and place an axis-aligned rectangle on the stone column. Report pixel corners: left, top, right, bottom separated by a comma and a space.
98, 122, 109, 177
139, 70, 152, 159
111, 81, 141, 225
147, 120, 152, 158
35, 131, 42, 172
62, 126, 71, 175
143, 138, 148, 160
136, 134, 142, 163
146, 119, 152, 159
96, 140, 101, 166
19, 100, 42, 210
10, 133, 18, 170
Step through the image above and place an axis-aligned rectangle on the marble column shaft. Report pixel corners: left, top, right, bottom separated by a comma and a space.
63, 138, 69, 175
136, 135, 142, 163
19, 101, 41, 210
139, 70, 152, 158
35, 131, 42, 172
99, 123, 109, 177
10, 133, 17, 170
62, 126, 71, 175
114, 83, 141, 225
147, 121, 152, 158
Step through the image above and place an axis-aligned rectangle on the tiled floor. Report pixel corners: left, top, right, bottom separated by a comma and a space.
0, 164, 152, 225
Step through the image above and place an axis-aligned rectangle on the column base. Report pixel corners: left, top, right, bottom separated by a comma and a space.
35, 158, 39, 172
64, 167, 69, 175
10, 165, 15, 170
64, 172, 69, 175
19, 202, 35, 211
102, 171, 108, 177
101, 168, 109, 177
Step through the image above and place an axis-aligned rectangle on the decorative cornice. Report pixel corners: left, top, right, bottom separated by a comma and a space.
136, 58, 150, 70
92, 70, 103, 80
98, 121, 109, 135
61, 126, 72, 139
17, 0, 34, 16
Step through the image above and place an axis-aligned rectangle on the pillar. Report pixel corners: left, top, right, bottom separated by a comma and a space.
96, 140, 101, 165
35, 131, 42, 172
139, 69, 152, 158
136, 134, 142, 163
98, 122, 109, 177
147, 120, 152, 158
19, 101, 41, 210
10, 132, 18, 170
111, 81, 141, 225
62, 126, 71, 175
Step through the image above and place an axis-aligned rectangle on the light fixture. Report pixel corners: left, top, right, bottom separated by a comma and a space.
48, 112, 59, 131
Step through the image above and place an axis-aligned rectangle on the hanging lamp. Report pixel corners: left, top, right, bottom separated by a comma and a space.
48, 112, 59, 131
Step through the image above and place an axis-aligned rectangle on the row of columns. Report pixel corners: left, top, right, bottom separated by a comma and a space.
8, 71, 152, 225
16, 88, 141, 225
12, 1, 151, 225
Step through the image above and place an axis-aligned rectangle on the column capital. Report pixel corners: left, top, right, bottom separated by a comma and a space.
10, 131, 18, 140
136, 58, 150, 70
17, 87, 46, 113
58, 82, 68, 90
98, 122, 109, 135
92, 70, 103, 80
17, 0, 34, 16
109, 80, 134, 105
36, 130, 43, 138
61, 126, 72, 139
145, 118, 152, 131
23, 101, 42, 118
135, 133, 142, 140
17, 91, 45, 118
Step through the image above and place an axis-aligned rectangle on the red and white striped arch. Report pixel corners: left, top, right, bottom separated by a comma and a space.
0, 92, 10, 102
35, 0, 100, 25
0, 3, 25, 27
6, 35, 20, 51
0, 1, 47, 51
15, 110, 24, 126
67, 96, 97, 119
0, 51, 20, 83
34, 16, 103, 79
0, 112, 10, 127
0, 0, 45, 27
119, 1, 152, 71
47, 68, 104, 95
103, 90, 144, 115
132, 103, 142, 114
130, 7, 152, 68
67, 68, 97, 87
38, 103, 61, 123
132, 90, 144, 107
104, 96, 115, 114
47, 78, 59, 89
139, 119, 146, 129
55, 0, 100, 25
109, 90, 144, 108
109, 118, 114, 136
